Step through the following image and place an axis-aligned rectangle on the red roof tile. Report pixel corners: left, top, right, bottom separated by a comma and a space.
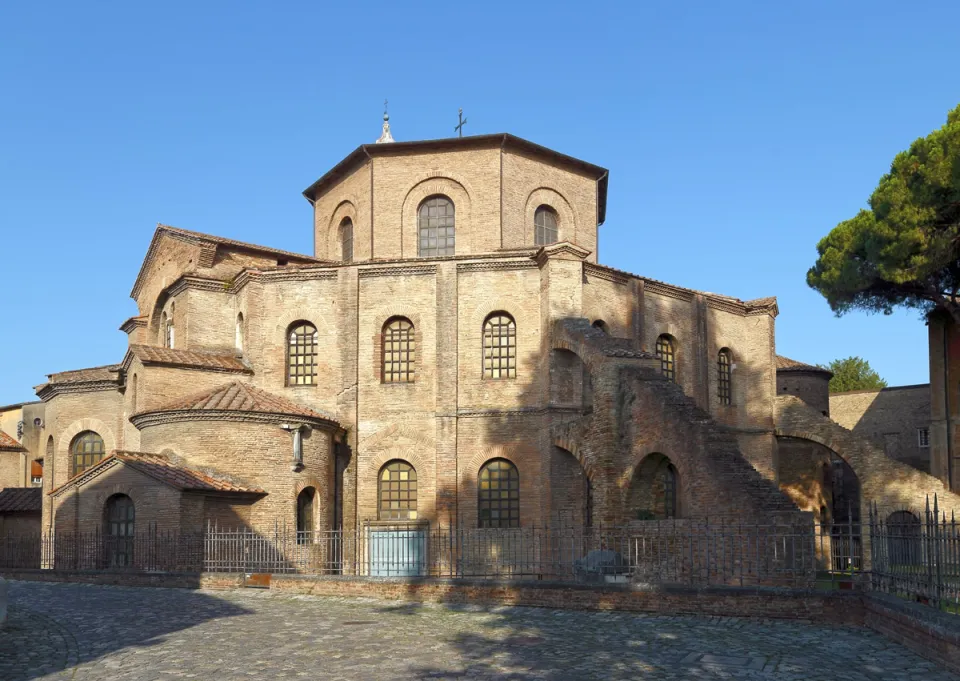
127, 345, 252, 374
144, 381, 336, 422
776, 355, 832, 375
0, 487, 42, 513
50, 452, 264, 495
0, 430, 26, 451
47, 364, 121, 385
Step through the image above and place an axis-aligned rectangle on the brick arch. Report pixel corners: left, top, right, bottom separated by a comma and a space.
551, 438, 596, 481
619, 449, 687, 518
326, 199, 359, 261
401, 176, 472, 258
58, 418, 117, 459
461, 445, 526, 485
775, 395, 960, 519
523, 187, 579, 244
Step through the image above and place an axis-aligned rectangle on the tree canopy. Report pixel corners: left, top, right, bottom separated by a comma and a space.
807, 104, 960, 325
822, 356, 888, 393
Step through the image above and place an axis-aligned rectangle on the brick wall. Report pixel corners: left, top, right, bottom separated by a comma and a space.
830, 386, 931, 473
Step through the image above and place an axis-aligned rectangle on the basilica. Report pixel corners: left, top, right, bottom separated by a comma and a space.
8, 115, 960, 544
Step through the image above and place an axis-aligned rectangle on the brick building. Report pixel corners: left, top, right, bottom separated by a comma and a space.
17, 120, 960, 546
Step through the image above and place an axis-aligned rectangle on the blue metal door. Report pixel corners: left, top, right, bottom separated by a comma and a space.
369, 529, 426, 576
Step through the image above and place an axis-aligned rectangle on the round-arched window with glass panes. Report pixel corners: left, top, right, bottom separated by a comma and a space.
287, 322, 318, 385
655, 334, 675, 382
72, 431, 105, 475
340, 218, 354, 263
378, 461, 417, 520
534, 205, 558, 246
482, 313, 517, 379
478, 458, 520, 528
382, 317, 415, 383
717, 348, 732, 405
417, 196, 455, 257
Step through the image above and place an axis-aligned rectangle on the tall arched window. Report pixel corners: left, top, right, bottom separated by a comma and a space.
287, 322, 318, 385
534, 205, 558, 246
72, 431, 105, 475
130, 374, 138, 413
378, 461, 417, 520
655, 334, 675, 382
236, 313, 244, 352
661, 464, 678, 519
104, 494, 135, 567
478, 459, 520, 528
340, 218, 354, 263
482, 312, 517, 379
162, 309, 175, 348
296, 487, 316, 542
382, 317, 415, 383
717, 348, 732, 405
417, 196, 455, 257
159, 312, 167, 346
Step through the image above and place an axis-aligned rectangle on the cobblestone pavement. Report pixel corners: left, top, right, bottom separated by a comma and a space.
1, 581, 957, 681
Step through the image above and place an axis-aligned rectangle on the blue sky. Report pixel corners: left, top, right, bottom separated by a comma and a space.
1, 1, 958, 406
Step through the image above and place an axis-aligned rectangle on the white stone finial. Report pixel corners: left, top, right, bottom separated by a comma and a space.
376, 99, 395, 144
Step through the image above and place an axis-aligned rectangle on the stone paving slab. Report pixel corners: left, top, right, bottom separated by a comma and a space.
0, 581, 956, 680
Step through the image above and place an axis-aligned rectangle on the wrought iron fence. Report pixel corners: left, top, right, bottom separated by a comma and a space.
869, 496, 960, 613
0, 515, 862, 590
0, 529, 202, 572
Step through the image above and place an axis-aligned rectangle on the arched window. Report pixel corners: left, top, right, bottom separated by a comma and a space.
236, 313, 244, 352
72, 431, 105, 475
296, 487, 316, 542
717, 348, 732, 405
378, 460, 417, 520
655, 334, 675, 382
130, 374, 138, 413
382, 317, 415, 383
105, 494, 135, 567
417, 196, 455, 257
482, 312, 517, 379
478, 459, 520, 528
340, 218, 354, 263
661, 464, 678, 519
534, 205, 558, 246
591, 320, 609, 333
162, 306, 175, 348
287, 322, 318, 386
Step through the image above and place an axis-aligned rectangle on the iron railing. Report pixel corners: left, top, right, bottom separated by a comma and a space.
0, 514, 861, 589
870, 495, 960, 613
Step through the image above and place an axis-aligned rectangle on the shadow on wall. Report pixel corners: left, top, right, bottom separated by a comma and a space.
1, 581, 252, 681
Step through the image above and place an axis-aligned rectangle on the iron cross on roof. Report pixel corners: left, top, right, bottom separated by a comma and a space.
454, 108, 467, 137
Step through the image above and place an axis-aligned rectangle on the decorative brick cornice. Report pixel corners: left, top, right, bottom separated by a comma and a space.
130, 409, 340, 431
36, 380, 120, 402
457, 260, 538, 273
705, 297, 749, 316
534, 241, 592, 266
583, 263, 632, 286
358, 264, 437, 278
643, 279, 696, 303
119, 316, 148, 334
166, 275, 233, 298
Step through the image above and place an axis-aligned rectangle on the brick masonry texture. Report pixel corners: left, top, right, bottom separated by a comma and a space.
13, 132, 959, 555
830, 385, 931, 472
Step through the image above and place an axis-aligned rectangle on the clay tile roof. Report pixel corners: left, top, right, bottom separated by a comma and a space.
159, 224, 322, 264
47, 364, 121, 384
776, 355, 832, 375
0, 430, 26, 451
113, 452, 265, 493
127, 345, 252, 374
0, 487, 42, 513
141, 381, 337, 422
